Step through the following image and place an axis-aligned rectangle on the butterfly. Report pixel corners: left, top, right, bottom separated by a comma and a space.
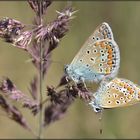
65, 22, 120, 84
89, 77, 140, 112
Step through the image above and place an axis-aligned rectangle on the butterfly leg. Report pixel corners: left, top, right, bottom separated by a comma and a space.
78, 77, 88, 89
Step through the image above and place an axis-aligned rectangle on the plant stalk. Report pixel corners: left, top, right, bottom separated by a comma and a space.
38, 0, 43, 139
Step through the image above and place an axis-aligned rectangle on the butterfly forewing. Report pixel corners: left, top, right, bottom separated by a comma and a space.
66, 22, 120, 83
71, 22, 114, 65
70, 39, 120, 81
87, 22, 114, 45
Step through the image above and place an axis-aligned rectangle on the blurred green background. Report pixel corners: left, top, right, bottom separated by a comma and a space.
0, 1, 140, 139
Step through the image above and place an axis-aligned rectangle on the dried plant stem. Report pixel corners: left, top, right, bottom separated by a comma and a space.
38, 47, 43, 139
38, 1, 43, 139
40, 98, 50, 106
0, 0, 75, 138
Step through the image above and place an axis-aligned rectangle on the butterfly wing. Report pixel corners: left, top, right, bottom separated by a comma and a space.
68, 22, 120, 82
71, 22, 114, 64
94, 78, 140, 109
68, 39, 120, 82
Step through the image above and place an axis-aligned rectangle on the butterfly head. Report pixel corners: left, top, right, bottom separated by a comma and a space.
89, 95, 103, 113
64, 64, 69, 74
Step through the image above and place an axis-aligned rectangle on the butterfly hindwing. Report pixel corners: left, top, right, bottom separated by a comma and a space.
92, 78, 140, 110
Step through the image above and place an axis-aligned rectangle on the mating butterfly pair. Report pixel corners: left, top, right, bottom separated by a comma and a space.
65, 22, 140, 112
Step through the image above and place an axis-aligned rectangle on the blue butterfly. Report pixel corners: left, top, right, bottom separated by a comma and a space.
65, 22, 120, 84
89, 77, 140, 112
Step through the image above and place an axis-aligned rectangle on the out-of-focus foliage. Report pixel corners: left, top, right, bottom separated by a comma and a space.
0, 1, 140, 139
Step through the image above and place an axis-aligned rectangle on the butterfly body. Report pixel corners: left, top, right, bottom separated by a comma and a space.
89, 78, 140, 112
65, 22, 120, 83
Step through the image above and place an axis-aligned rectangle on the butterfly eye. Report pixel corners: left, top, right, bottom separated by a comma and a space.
64, 65, 69, 73
94, 107, 102, 113
92, 36, 95, 40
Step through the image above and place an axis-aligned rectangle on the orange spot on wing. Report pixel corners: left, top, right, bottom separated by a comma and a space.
127, 86, 132, 91
106, 45, 111, 49
107, 60, 112, 65
95, 42, 100, 46
124, 84, 129, 88
108, 54, 112, 59
108, 49, 113, 55
126, 86, 134, 95
129, 90, 134, 95
100, 42, 106, 48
